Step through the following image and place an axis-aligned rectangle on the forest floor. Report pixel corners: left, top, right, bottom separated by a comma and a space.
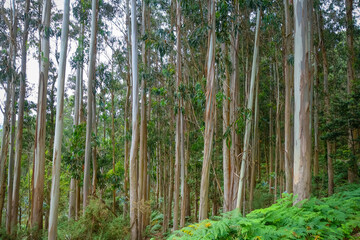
1, 184, 359, 239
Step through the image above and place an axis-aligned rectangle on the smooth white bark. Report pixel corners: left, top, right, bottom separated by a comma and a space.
31, 0, 51, 229
83, 0, 98, 211
48, 1, 70, 238
293, 0, 311, 203
130, 0, 139, 238
199, 0, 216, 221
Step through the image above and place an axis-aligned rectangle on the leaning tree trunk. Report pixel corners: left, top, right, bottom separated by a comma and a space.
11, 0, 30, 231
83, 0, 98, 211
236, 8, 261, 210
31, 0, 51, 230
130, 0, 140, 237
47, 1, 70, 238
199, 0, 216, 221
249, 64, 260, 211
293, 0, 311, 204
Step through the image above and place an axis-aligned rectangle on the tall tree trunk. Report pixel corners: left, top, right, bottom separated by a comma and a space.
173, 0, 185, 229
177, 0, 186, 229
123, 0, 131, 217
275, 61, 281, 202
345, 0, 358, 183
283, 0, 293, 193
317, 11, 334, 196
130, 0, 140, 237
293, 0, 311, 204
91, 91, 97, 195
69, 20, 85, 220
313, 45, 319, 177
11, 0, 30, 231
229, 1, 240, 211
198, 0, 216, 221
83, 0, 98, 211
138, 1, 149, 235
236, 8, 261, 210
249, 64, 260, 211
222, 42, 231, 212
6, 0, 18, 232
111, 91, 116, 212
48, 1, 70, 238
0, 79, 11, 227
31, 0, 51, 230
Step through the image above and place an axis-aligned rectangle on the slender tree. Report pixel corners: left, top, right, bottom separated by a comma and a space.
83, 0, 98, 211
129, 0, 140, 237
199, 0, 216, 221
11, 0, 30, 231
6, 0, 17, 233
47, 0, 70, 238
283, 0, 293, 193
31, 0, 51, 230
293, 0, 311, 203
236, 8, 261, 210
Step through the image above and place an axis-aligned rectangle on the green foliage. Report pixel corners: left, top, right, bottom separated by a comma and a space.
57, 198, 129, 240
169, 185, 360, 240
63, 123, 86, 180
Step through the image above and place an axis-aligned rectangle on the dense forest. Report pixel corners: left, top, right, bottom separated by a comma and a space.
0, 0, 359, 239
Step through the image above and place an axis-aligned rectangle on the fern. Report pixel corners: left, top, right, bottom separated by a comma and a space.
168, 185, 360, 240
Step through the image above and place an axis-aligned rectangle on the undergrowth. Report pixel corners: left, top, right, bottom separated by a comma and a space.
168, 185, 360, 240
57, 198, 129, 240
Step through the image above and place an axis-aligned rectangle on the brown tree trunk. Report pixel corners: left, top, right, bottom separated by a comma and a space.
283, 0, 294, 193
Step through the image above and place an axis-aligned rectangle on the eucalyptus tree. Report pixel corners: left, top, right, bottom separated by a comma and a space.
83, 0, 98, 211
293, 0, 311, 203
173, 0, 185, 230
199, 0, 216, 221
283, 0, 293, 193
236, 8, 261, 210
5, 0, 18, 233
11, 0, 30, 231
31, 0, 51, 230
48, 0, 70, 238
138, 0, 149, 235
345, 0, 358, 183
69, 0, 87, 219
123, 0, 131, 217
129, 0, 140, 237
316, 10, 334, 195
